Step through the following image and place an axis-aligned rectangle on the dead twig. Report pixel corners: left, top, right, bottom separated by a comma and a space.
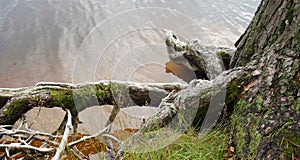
52, 109, 72, 160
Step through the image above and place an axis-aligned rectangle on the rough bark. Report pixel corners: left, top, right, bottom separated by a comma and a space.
230, 0, 300, 159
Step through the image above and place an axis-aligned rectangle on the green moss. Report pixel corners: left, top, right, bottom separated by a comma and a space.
249, 131, 261, 156
288, 96, 294, 102
233, 88, 297, 159
46, 84, 113, 112
232, 100, 262, 159
4, 99, 29, 116
248, 114, 262, 158
234, 123, 246, 156
231, 100, 250, 156
256, 94, 263, 112
225, 80, 240, 108
225, 73, 253, 109
294, 97, 300, 111
45, 84, 117, 113
200, 89, 212, 99
217, 51, 227, 58
48, 89, 74, 110
94, 84, 112, 103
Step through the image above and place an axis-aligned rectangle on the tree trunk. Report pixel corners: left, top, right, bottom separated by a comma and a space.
230, 0, 300, 159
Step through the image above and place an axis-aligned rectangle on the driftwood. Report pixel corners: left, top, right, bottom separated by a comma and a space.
165, 30, 236, 80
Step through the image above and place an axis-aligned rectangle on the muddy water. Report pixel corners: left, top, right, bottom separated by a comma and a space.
2, 1, 260, 134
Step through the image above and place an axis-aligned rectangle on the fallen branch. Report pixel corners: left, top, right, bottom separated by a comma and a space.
0, 119, 60, 148
0, 143, 54, 153
52, 109, 72, 160
0, 126, 59, 139
103, 134, 121, 144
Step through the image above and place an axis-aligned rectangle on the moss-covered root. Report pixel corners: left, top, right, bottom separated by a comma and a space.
0, 81, 183, 126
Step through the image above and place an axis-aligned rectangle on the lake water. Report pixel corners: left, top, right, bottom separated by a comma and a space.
0, 0, 260, 88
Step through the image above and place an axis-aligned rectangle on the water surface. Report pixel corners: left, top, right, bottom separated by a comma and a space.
0, 0, 260, 87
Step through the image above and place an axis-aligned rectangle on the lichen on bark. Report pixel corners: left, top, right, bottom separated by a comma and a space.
230, 0, 300, 159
